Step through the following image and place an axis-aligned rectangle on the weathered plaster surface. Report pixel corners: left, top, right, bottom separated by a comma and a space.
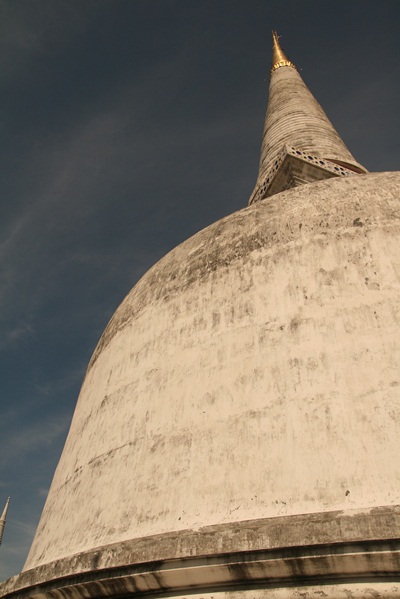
21, 173, 400, 578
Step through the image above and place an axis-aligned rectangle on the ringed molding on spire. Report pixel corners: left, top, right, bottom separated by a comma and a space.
271, 30, 296, 74
249, 31, 367, 205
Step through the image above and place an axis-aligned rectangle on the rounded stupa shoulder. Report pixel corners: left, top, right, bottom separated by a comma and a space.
3, 172, 400, 598
3, 29, 400, 599
92, 171, 400, 367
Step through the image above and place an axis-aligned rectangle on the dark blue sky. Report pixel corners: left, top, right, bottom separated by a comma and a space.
1, 0, 399, 580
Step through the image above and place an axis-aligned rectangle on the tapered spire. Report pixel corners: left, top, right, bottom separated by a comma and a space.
271, 30, 296, 74
0, 497, 10, 546
249, 32, 367, 205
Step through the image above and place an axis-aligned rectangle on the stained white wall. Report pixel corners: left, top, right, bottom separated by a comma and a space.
25, 172, 400, 570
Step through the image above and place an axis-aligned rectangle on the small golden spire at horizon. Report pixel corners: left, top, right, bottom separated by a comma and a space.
271, 30, 296, 75
0, 496, 10, 546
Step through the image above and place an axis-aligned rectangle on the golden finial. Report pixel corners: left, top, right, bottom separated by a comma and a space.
271, 30, 296, 75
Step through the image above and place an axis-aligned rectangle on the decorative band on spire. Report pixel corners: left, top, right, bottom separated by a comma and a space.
270, 30, 296, 75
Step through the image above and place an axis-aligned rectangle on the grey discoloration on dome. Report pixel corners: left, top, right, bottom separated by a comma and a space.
19, 171, 400, 581
89, 172, 399, 372
2, 30, 400, 599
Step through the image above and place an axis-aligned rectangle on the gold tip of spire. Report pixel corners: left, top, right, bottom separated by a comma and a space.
271, 30, 296, 75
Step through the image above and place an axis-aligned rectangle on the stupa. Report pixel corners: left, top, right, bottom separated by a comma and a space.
1, 32, 400, 599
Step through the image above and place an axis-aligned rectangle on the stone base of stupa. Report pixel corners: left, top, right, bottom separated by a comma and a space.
1, 506, 400, 598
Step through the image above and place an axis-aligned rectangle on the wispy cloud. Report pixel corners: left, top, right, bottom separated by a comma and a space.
0, 414, 69, 472
0, 44, 251, 343
0, 322, 34, 350
36, 487, 49, 499
33, 363, 86, 399
0, 0, 91, 83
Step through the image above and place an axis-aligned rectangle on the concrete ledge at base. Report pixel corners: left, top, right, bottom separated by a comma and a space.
2, 506, 400, 598
1, 540, 400, 598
